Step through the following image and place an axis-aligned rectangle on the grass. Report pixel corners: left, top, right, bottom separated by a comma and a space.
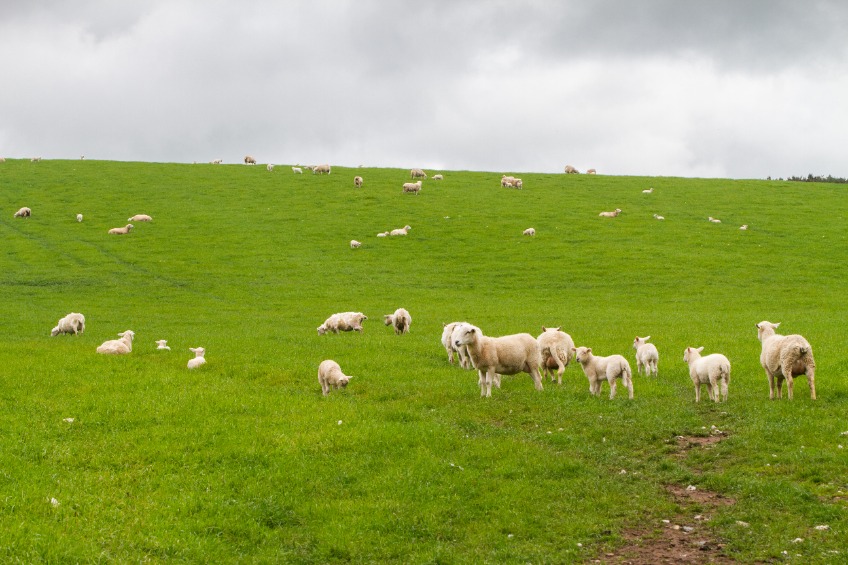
0, 158, 846, 562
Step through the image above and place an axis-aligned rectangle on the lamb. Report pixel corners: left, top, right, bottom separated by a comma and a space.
350, 240, 362, 249
599, 209, 622, 218
410, 168, 427, 179
642, 187, 654, 194
653, 214, 665, 220
108, 224, 134, 235
756, 321, 816, 400
51, 313, 86, 336
187, 347, 207, 369
155, 340, 171, 351
708, 217, 721, 223
312, 164, 331, 174
244, 155, 256, 165
739, 225, 749, 230
267, 164, 275, 172
403, 181, 422, 194
537, 327, 574, 384
432, 174, 444, 180
76, 214, 83, 222
390, 225, 411, 236
523, 228, 536, 236
564, 165, 579, 174
318, 359, 353, 396
14, 207, 31, 218
573, 346, 633, 399
442, 322, 472, 368
633, 336, 659, 377
354, 176, 363, 188
292, 166, 303, 174
127, 214, 152, 222
586, 168, 597, 174
683, 346, 730, 402
514, 179, 523, 189
453, 324, 543, 397
501, 175, 517, 188
383, 308, 411, 335
96, 330, 135, 355
317, 312, 368, 335
376, 231, 389, 237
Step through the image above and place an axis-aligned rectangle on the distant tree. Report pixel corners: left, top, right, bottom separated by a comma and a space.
787, 174, 848, 184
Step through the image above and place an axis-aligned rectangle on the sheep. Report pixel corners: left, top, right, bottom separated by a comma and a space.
537, 327, 574, 384
0, 157, 5, 163
756, 321, 816, 400
127, 214, 152, 222
76, 214, 83, 222
14, 207, 31, 218
350, 240, 362, 249
244, 155, 256, 165
633, 336, 659, 377
432, 174, 444, 180
376, 231, 389, 237
318, 359, 353, 396
573, 346, 633, 399
187, 347, 207, 369
267, 164, 275, 172
564, 165, 579, 174
523, 228, 536, 236
683, 346, 730, 402
739, 224, 749, 230
708, 217, 721, 223
501, 175, 517, 188
599, 208, 622, 218
454, 324, 543, 397
403, 181, 422, 194
108, 224, 134, 235
642, 187, 654, 194
51, 313, 86, 336
96, 330, 135, 355
442, 322, 471, 368
292, 166, 303, 174
80, 155, 85, 160
514, 179, 523, 189
312, 164, 331, 174
390, 225, 411, 236
586, 168, 597, 174
31, 157, 42, 162
210, 159, 223, 164
317, 312, 367, 335
653, 214, 665, 220
410, 168, 427, 179
354, 176, 363, 188
383, 308, 411, 335
155, 340, 171, 351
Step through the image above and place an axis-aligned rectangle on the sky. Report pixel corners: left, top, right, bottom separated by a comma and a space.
2, 0, 847, 178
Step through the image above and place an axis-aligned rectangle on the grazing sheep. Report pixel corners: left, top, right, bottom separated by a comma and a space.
244, 155, 256, 165
76, 214, 83, 222
708, 217, 721, 223
683, 346, 730, 402
410, 168, 427, 179
537, 327, 574, 384
653, 214, 665, 220
432, 174, 444, 180
390, 225, 411, 236
642, 187, 654, 194
267, 164, 275, 172
514, 179, 523, 189
14, 207, 31, 218
350, 240, 362, 249
383, 308, 411, 335
318, 359, 353, 396
599, 208, 622, 218
292, 166, 303, 174
523, 228, 536, 236
403, 181, 422, 194
564, 165, 579, 174
442, 322, 471, 368
354, 176, 363, 188
155, 340, 171, 351
586, 168, 597, 174
31, 157, 42, 162
108, 224, 134, 235
501, 175, 517, 188
454, 324, 544, 397
127, 214, 152, 222
80, 155, 85, 160
739, 224, 748, 230
756, 321, 816, 400
376, 231, 389, 237
187, 347, 207, 369
210, 159, 223, 164
96, 330, 135, 355
312, 164, 331, 174
633, 336, 659, 377
51, 313, 86, 336
317, 312, 368, 335
573, 346, 633, 399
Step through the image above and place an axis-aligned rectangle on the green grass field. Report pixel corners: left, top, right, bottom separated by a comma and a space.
0, 159, 846, 563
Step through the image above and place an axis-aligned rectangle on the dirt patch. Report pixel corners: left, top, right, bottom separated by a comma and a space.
673, 433, 725, 458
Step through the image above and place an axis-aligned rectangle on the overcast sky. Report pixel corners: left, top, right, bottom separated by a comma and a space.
2, 1, 847, 178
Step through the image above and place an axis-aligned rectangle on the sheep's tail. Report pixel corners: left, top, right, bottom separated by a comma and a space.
799, 346, 809, 356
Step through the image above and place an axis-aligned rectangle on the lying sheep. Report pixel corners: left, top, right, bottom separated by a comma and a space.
383, 308, 411, 335
432, 174, 444, 180
318, 359, 353, 396
653, 214, 665, 220
312, 164, 331, 174
155, 339, 171, 351
537, 327, 574, 384
454, 324, 543, 397
564, 165, 579, 174
642, 187, 654, 194
410, 168, 427, 179
739, 225, 748, 230
633, 336, 659, 377
683, 346, 730, 402
523, 228, 535, 236
599, 209, 622, 218
128, 214, 152, 222
708, 217, 721, 223
108, 224, 134, 235
376, 231, 389, 237
51, 312, 85, 336
187, 347, 206, 369
14, 207, 32, 218
573, 346, 633, 399
244, 155, 256, 164
390, 225, 411, 236
292, 166, 303, 174
354, 176, 363, 188
350, 240, 362, 249
402, 181, 422, 194
0, 157, 5, 163
756, 321, 816, 400
317, 312, 367, 335
76, 214, 83, 222
96, 330, 135, 355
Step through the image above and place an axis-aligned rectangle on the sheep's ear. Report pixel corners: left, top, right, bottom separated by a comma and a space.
696, 346, 704, 353
587, 347, 592, 353
554, 327, 560, 331
644, 336, 651, 341
469, 328, 476, 334
571, 347, 577, 353
773, 322, 780, 328
542, 326, 547, 332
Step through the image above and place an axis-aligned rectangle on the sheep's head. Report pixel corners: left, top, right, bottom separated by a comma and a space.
119, 330, 135, 341
190, 347, 205, 357
51, 326, 60, 336
756, 321, 780, 341
127, 224, 134, 230
683, 346, 704, 363
454, 325, 479, 347
633, 336, 650, 349
339, 375, 352, 388
383, 315, 394, 326
317, 324, 327, 335
574, 346, 592, 364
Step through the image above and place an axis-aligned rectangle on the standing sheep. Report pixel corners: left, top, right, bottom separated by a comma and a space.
564, 165, 579, 174
51, 313, 86, 336
76, 214, 83, 222
312, 164, 331, 174
354, 176, 363, 188
633, 336, 659, 377
402, 181, 422, 194
318, 359, 353, 396
454, 324, 543, 397
267, 164, 275, 171
683, 346, 730, 402
292, 166, 303, 174
523, 228, 536, 236
756, 321, 816, 400
383, 308, 411, 335
317, 312, 367, 335
14, 207, 31, 218
573, 346, 633, 399
410, 168, 427, 179
537, 327, 574, 384
244, 155, 257, 164
442, 322, 473, 369
350, 240, 362, 249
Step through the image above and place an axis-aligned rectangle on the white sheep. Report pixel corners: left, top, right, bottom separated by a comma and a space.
599, 209, 622, 218
155, 340, 171, 351
96, 330, 135, 355
514, 179, 523, 189
523, 228, 535, 236
318, 359, 353, 396
244, 155, 256, 165
537, 327, 574, 384
317, 312, 367, 335
402, 181, 422, 194
187, 347, 207, 369
442, 322, 471, 368
564, 165, 579, 174
633, 336, 659, 377
31, 157, 42, 162
410, 168, 427, 179
708, 217, 721, 223
76, 214, 83, 222
292, 166, 303, 174
127, 214, 152, 222
312, 164, 331, 174
390, 225, 411, 236
376, 231, 389, 237
432, 174, 444, 180
653, 214, 665, 220
51, 313, 86, 336
354, 176, 363, 188
683, 346, 730, 402
0, 157, 5, 163
267, 164, 275, 171
642, 187, 654, 194
108, 224, 134, 235
210, 159, 223, 164
14, 207, 31, 218
350, 240, 362, 249
383, 308, 411, 335
501, 175, 517, 188
739, 224, 748, 230
573, 346, 633, 399
586, 168, 597, 174
454, 324, 543, 397
756, 321, 816, 400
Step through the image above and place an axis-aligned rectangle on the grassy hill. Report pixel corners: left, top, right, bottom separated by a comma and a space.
0, 159, 846, 562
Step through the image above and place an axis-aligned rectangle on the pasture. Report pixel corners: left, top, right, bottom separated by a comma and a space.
0, 158, 846, 563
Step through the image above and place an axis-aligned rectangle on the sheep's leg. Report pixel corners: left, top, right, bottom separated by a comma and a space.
485, 370, 496, 397
651, 360, 657, 376
709, 375, 719, 402
608, 377, 617, 399
775, 374, 784, 399
556, 357, 565, 385
694, 381, 701, 403
494, 373, 502, 389
720, 378, 729, 402
767, 372, 776, 399
624, 373, 634, 399
478, 370, 487, 397
784, 374, 794, 400
808, 367, 816, 400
